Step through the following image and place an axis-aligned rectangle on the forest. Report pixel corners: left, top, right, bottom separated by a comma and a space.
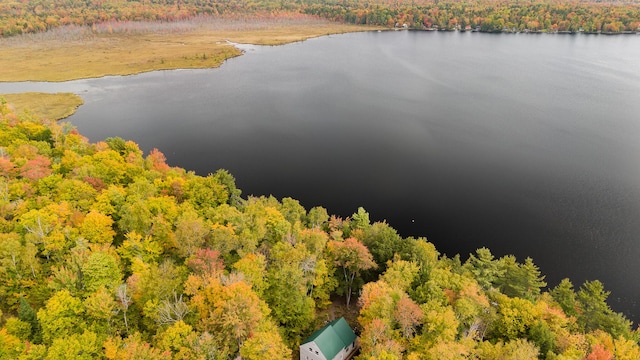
0, 97, 639, 359
1, 0, 640, 37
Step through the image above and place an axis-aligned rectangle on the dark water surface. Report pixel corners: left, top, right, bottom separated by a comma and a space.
2, 31, 640, 320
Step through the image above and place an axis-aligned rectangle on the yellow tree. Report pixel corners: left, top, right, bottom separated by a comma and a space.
213, 281, 269, 350
239, 321, 291, 360
191, 279, 270, 357
490, 294, 540, 340
104, 333, 171, 360
79, 210, 116, 245
36, 289, 86, 345
475, 339, 539, 359
419, 302, 460, 347
232, 253, 267, 296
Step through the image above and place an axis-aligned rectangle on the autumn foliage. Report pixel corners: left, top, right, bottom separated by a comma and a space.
1, 0, 639, 38
0, 99, 638, 358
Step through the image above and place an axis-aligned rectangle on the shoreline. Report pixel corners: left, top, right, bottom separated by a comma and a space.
1, 22, 633, 119
0, 20, 375, 118
0, 20, 376, 83
2, 21, 635, 84
397, 27, 639, 35
0, 92, 84, 121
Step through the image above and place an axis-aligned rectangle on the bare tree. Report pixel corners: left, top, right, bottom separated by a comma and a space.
116, 283, 132, 333
156, 291, 190, 325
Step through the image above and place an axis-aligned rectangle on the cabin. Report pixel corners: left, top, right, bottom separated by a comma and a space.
299, 318, 358, 360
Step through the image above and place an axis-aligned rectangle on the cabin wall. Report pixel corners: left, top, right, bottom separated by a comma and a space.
300, 342, 327, 360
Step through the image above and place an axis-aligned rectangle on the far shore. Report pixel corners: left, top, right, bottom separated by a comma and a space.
0, 17, 375, 83
0, 17, 376, 119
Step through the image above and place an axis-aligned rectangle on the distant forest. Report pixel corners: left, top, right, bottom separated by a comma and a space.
1, 93, 640, 358
1, 0, 640, 36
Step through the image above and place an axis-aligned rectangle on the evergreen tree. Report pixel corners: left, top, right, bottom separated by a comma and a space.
465, 247, 504, 290
550, 278, 578, 317
18, 297, 41, 344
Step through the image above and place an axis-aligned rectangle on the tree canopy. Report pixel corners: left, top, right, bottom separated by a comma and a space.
1, 0, 639, 37
0, 98, 637, 359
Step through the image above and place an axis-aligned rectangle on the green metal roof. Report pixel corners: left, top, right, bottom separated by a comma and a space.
303, 318, 356, 359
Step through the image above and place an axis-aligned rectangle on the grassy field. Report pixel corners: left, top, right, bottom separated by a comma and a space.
0, 16, 371, 82
1, 92, 84, 121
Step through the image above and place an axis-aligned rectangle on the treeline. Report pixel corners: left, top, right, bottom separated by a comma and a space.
0, 0, 293, 37
0, 99, 639, 359
2, 0, 640, 37
305, 0, 640, 32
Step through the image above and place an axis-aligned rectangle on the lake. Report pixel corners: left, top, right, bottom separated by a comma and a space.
2, 30, 640, 321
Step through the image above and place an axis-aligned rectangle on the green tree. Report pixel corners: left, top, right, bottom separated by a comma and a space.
577, 280, 610, 332
264, 242, 315, 342
306, 206, 329, 229
527, 320, 555, 357
0, 233, 41, 309
351, 206, 371, 230
118, 200, 153, 235
174, 209, 209, 258
576, 280, 633, 338
495, 256, 546, 301
128, 259, 188, 333
464, 247, 504, 290
279, 197, 306, 227
81, 251, 122, 293
519, 257, 547, 300
359, 221, 405, 275
550, 278, 578, 317
18, 297, 42, 343
309, 258, 338, 308
212, 169, 242, 207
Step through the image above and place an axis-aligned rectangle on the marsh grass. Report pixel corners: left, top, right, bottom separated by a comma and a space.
1, 93, 84, 120
0, 15, 370, 82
